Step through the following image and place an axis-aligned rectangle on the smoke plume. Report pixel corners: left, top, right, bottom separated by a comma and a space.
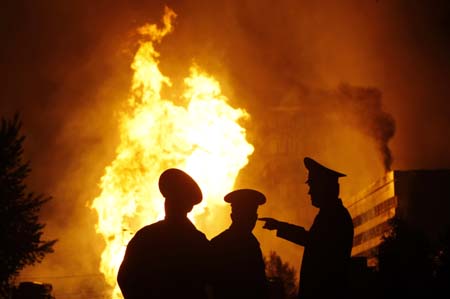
335, 84, 396, 171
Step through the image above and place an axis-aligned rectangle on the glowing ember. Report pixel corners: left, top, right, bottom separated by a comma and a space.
91, 7, 254, 298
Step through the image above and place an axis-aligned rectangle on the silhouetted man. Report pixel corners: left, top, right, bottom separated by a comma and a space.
117, 168, 210, 299
259, 157, 354, 299
210, 189, 269, 299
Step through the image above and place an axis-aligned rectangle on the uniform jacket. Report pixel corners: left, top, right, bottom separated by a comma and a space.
210, 228, 269, 299
117, 218, 210, 299
277, 199, 354, 299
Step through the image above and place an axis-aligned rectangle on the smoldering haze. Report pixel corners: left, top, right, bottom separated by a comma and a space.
1, 0, 449, 297
335, 84, 395, 171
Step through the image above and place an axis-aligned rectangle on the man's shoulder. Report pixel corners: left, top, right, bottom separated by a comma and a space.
210, 229, 232, 244
133, 220, 165, 238
122, 221, 165, 253
211, 230, 260, 246
336, 203, 353, 221
191, 226, 208, 241
317, 203, 354, 231
174, 220, 208, 245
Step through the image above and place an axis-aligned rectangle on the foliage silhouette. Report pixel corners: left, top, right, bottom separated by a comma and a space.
432, 226, 450, 297
264, 251, 298, 299
377, 216, 434, 297
0, 114, 56, 296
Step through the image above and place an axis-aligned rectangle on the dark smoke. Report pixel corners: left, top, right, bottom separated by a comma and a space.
336, 84, 396, 171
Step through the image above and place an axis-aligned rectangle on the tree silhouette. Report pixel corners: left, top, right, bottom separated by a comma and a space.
433, 227, 450, 297
264, 251, 297, 299
377, 216, 434, 297
0, 114, 56, 296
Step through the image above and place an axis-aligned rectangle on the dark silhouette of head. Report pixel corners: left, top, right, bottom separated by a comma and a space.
225, 189, 266, 234
159, 168, 202, 220
304, 157, 346, 208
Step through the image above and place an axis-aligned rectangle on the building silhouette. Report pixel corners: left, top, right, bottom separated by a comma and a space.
345, 169, 450, 266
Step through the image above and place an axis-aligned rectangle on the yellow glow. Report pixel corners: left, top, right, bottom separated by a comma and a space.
91, 7, 254, 299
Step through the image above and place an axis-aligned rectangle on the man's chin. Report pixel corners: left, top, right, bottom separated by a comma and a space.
311, 200, 319, 208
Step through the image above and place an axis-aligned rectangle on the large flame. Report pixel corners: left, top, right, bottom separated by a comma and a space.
91, 7, 254, 299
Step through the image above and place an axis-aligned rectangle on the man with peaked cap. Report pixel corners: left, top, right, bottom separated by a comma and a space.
117, 168, 210, 299
210, 189, 269, 299
259, 157, 354, 299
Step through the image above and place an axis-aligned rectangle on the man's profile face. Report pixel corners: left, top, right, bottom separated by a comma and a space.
308, 178, 339, 208
308, 180, 325, 208
231, 207, 258, 233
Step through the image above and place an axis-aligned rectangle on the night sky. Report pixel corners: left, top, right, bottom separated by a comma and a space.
1, 0, 449, 297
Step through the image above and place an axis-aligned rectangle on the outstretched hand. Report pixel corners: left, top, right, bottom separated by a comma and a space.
258, 217, 281, 230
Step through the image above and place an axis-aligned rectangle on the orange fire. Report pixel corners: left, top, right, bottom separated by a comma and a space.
91, 7, 254, 299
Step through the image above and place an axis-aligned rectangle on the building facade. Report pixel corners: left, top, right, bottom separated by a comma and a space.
345, 169, 450, 266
